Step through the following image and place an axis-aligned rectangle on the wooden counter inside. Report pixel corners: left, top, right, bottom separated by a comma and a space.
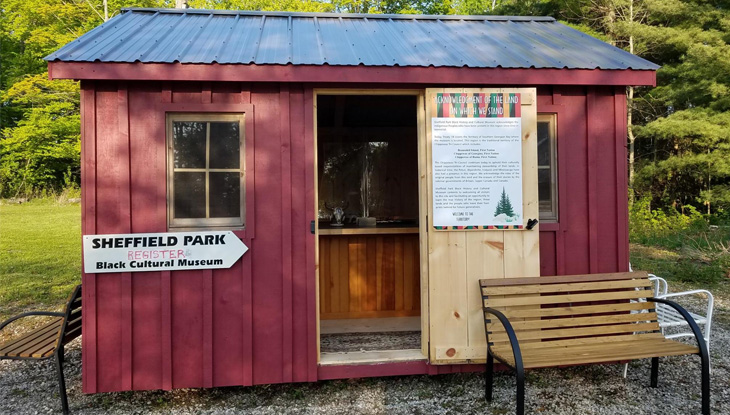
319, 233, 420, 320
318, 227, 418, 236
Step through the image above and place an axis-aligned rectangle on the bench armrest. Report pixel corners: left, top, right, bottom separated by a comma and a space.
649, 297, 710, 357
659, 289, 713, 321
0, 312, 65, 331
648, 274, 668, 296
484, 307, 524, 371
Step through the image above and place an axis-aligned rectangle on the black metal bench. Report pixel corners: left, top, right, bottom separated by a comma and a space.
481, 272, 710, 415
1, 285, 82, 414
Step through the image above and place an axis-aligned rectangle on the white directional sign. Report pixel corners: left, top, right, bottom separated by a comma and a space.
83, 231, 248, 273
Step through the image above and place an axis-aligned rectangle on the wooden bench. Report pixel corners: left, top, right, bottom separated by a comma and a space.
1, 285, 82, 414
481, 272, 710, 415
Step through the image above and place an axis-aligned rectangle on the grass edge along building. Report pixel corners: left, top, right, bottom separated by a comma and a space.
46, 8, 658, 393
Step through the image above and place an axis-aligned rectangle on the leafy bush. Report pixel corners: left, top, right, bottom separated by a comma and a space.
630, 197, 730, 287
629, 197, 705, 248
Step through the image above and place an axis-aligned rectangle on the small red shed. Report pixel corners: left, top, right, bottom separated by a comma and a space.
46, 8, 658, 393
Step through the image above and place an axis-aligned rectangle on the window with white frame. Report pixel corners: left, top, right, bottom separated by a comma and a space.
167, 114, 245, 228
537, 114, 558, 222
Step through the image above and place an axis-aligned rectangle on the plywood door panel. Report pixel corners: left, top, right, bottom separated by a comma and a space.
319, 234, 420, 320
465, 231, 504, 356
425, 88, 539, 364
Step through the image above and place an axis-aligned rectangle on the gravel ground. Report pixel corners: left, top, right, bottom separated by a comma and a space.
2, 296, 728, 414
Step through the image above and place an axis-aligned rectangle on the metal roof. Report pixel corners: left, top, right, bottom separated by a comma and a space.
45, 8, 659, 70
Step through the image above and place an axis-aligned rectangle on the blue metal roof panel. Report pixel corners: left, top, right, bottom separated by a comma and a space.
45, 8, 659, 70
290, 17, 322, 65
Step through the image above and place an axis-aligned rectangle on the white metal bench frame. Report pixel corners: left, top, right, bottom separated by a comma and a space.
650, 274, 714, 347
623, 272, 714, 377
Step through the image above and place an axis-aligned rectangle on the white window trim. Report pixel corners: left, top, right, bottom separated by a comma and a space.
167, 113, 246, 229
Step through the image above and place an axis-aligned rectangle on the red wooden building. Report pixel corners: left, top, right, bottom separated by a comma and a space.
46, 8, 658, 393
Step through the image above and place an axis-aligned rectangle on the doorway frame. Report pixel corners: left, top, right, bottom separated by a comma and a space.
312, 88, 429, 364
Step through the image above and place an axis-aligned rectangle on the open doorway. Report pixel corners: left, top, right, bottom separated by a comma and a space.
316, 93, 423, 364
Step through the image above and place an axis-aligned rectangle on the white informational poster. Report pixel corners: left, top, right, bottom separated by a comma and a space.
83, 231, 248, 273
431, 93, 523, 229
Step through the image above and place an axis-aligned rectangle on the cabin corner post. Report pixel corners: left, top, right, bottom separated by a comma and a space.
80, 80, 99, 394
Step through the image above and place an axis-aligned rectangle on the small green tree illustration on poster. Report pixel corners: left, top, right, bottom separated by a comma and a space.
494, 187, 515, 217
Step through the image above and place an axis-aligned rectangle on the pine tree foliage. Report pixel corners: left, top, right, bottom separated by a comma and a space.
489, 0, 730, 214
494, 187, 516, 217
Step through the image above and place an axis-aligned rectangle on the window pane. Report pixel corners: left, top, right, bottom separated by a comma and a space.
537, 122, 551, 167
538, 168, 552, 203
209, 172, 241, 218
174, 172, 206, 218
209, 122, 240, 169
173, 122, 206, 168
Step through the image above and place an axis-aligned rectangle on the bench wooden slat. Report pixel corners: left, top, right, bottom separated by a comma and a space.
492, 332, 666, 351
0, 320, 62, 356
65, 315, 81, 333
485, 289, 654, 308
1, 325, 61, 358
490, 301, 655, 319
0, 319, 61, 350
491, 338, 698, 369
0, 285, 82, 361
31, 336, 60, 358
62, 325, 82, 344
489, 331, 664, 350
11, 327, 59, 356
480, 271, 648, 287
483, 278, 652, 296
488, 312, 659, 332
488, 321, 660, 343
480, 273, 708, 414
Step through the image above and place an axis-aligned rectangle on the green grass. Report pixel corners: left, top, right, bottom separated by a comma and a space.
0, 200, 81, 321
629, 220, 730, 298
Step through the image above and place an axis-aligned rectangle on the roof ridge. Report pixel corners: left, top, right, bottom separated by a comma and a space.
120, 7, 556, 22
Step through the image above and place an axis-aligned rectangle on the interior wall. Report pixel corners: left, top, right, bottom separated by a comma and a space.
318, 234, 420, 320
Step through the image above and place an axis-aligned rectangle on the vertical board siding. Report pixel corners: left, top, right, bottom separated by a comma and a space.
129, 84, 166, 390
84, 81, 316, 392
251, 85, 284, 385
80, 81, 98, 393
592, 88, 620, 273
94, 84, 124, 392
291, 88, 309, 382
537, 85, 627, 276
614, 88, 630, 272
83, 82, 629, 391
539, 232, 557, 276
553, 86, 590, 275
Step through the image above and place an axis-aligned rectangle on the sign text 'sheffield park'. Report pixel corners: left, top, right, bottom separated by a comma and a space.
83, 231, 248, 273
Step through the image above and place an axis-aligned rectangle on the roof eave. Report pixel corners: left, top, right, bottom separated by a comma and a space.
48, 61, 657, 87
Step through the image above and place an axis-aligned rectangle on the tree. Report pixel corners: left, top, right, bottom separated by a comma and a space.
0, 0, 169, 197
494, 187, 516, 217
0, 75, 80, 196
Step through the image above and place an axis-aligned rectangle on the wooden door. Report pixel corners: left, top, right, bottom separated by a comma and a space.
424, 88, 539, 364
